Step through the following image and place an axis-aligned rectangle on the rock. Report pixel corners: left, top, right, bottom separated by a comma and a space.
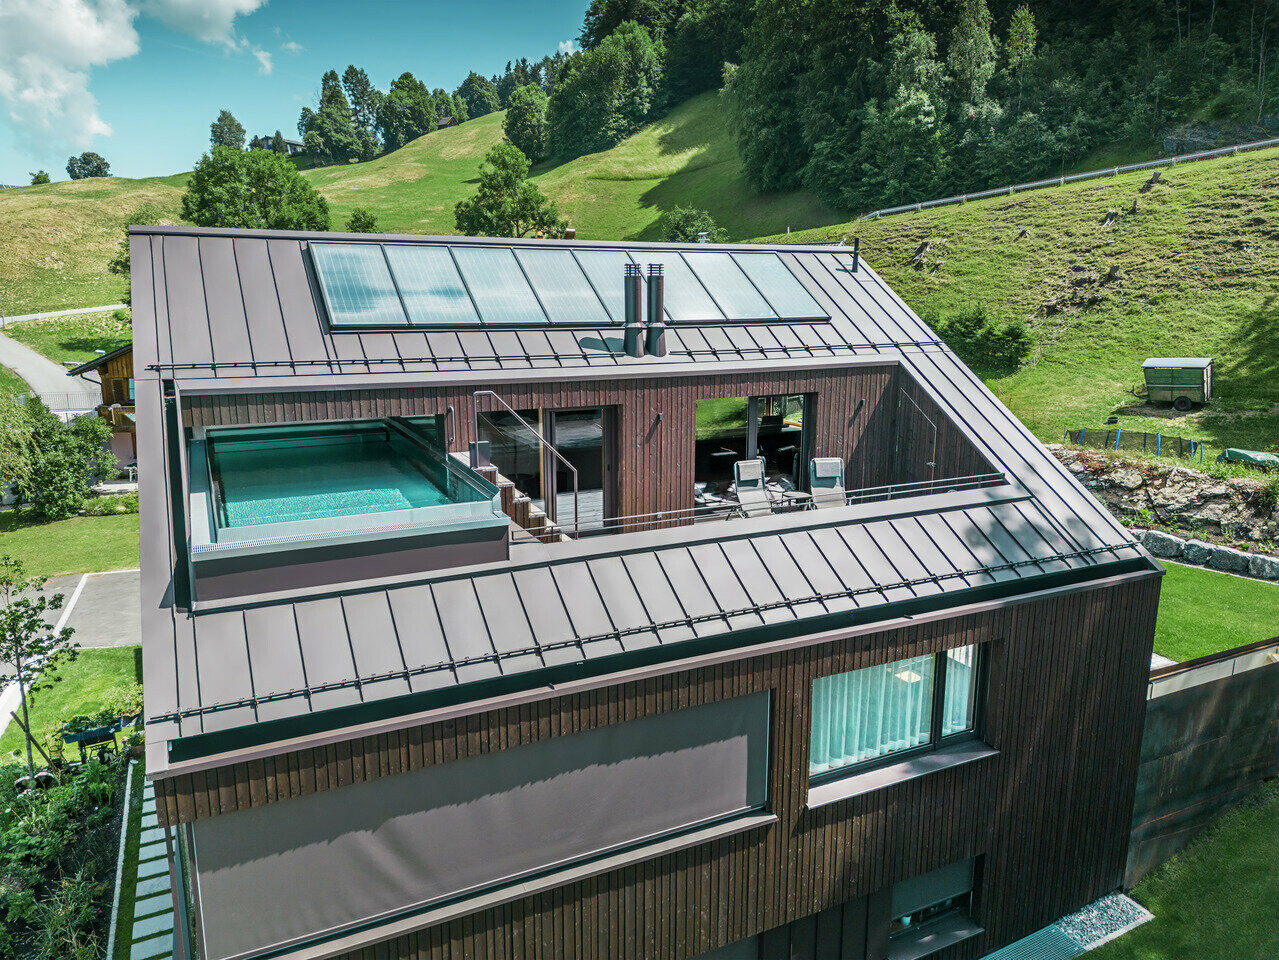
1139, 530, 1184, 558
1248, 554, 1279, 581
1181, 539, 1212, 564
1207, 544, 1251, 573
1106, 466, 1145, 491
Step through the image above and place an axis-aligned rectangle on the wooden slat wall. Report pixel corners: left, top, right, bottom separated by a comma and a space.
180, 363, 990, 523
155, 575, 1160, 960
98, 349, 135, 406
892, 370, 994, 484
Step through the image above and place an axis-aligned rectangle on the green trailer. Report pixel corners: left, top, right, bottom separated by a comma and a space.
1217, 448, 1279, 470
1141, 357, 1213, 411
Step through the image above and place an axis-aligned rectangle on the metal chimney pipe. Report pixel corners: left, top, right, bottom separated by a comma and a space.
645, 263, 668, 358
852, 236, 860, 272
623, 263, 645, 358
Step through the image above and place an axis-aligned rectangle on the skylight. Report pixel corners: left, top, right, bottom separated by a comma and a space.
311, 241, 829, 329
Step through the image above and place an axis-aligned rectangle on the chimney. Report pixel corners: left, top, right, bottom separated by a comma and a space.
645, 263, 668, 358
623, 263, 645, 358
852, 236, 860, 272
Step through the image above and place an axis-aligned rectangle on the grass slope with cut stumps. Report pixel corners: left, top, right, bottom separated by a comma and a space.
769, 148, 1279, 454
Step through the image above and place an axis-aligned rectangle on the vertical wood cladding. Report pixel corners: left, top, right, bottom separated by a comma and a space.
98, 348, 135, 406
179, 364, 989, 524
155, 575, 1159, 960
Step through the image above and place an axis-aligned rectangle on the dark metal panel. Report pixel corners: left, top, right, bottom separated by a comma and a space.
803, 527, 887, 604
267, 239, 332, 367
865, 520, 945, 598
191, 610, 256, 732
654, 548, 732, 637
585, 556, 661, 651
385, 585, 459, 692
340, 592, 412, 700
939, 511, 1020, 583
688, 542, 766, 630
242, 603, 310, 721
485, 330, 533, 368
717, 540, 793, 625
980, 503, 1072, 575
291, 597, 362, 711
510, 566, 584, 667
429, 579, 503, 683
549, 562, 625, 657
911, 513, 992, 587
618, 553, 697, 645
774, 531, 859, 613
747, 537, 826, 613
472, 573, 546, 674
172, 610, 203, 737
196, 237, 256, 370
161, 235, 216, 371
231, 237, 293, 369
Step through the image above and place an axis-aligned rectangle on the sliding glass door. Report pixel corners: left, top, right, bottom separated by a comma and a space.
695, 394, 812, 510
544, 408, 614, 534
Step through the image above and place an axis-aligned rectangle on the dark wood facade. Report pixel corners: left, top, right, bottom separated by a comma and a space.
156, 572, 1159, 960
179, 362, 991, 525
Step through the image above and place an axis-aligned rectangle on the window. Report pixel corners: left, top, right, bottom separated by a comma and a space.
888, 859, 980, 960
809, 645, 981, 778
694, 394, 811, 511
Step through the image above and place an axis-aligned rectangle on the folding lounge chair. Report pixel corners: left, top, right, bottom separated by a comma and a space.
732, 458, 775, 518
809, 457, 847, 508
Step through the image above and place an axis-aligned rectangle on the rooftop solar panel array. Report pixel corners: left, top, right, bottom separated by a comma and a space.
312, 242, 830, 329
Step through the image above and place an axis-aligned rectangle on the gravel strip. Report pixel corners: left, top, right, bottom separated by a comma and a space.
1058, 893, 1153, 948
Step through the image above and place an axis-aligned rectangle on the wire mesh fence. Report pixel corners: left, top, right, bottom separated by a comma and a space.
1065, 428, 1206, 463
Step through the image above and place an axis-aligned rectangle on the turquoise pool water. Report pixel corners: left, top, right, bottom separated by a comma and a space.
212, 432, 453, 528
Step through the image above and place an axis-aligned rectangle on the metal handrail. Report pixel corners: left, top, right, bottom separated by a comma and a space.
472, 391, 579, 537
507, 471, 1007, 540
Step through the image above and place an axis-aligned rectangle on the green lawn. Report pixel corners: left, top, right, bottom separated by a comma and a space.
112, 758, 147, 960
0, 510, 140, 577
5, 309, 132, 365
0, 646, 142, 757
0, 363, 30, 396
1090, 783, 1279, 960
774, 148, 1279, 456
1153, 561, 1279, 661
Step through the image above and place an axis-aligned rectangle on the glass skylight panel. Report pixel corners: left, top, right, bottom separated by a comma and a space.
450, 247, 547, 325
514, 249, 610, 325
311, 244, 408, 327
383, 245, 479, 326
731, 253, 828, 320
634, 251, 724, 322
683, 252, 777, 320
572, 249, 636, 322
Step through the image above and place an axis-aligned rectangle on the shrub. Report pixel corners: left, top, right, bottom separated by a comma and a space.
928, 304, 1033, 373
12, 400, 116, 521
344, 208, 378, 233
503, 84, 551, 162
658, 206, 727, 243
81, 492, 138, 516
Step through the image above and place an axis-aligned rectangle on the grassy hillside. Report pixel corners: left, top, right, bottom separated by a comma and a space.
769, 148, 1279, 453
0, 94, 832, 315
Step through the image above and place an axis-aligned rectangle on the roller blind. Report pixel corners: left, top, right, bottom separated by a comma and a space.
191, 692, 771, 960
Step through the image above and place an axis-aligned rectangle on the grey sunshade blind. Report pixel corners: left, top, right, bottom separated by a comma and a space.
450, 246, 547, 324
731, 253, 828, 320
382, 245, 479, 326
515, 248, 610, 325
191, 693, 770, 960
311, 243, 408, 326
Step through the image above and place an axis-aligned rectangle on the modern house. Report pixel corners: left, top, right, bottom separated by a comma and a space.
69, 342, 137, 460
133, 225, 1162, 960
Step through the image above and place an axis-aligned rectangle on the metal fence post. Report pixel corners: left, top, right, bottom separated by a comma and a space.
1114, 428, 1121, 451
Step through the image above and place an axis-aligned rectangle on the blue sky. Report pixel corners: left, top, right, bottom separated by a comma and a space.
0, 0, 585, 185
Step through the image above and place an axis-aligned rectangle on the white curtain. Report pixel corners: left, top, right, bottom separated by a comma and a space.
942, 645, 977, 737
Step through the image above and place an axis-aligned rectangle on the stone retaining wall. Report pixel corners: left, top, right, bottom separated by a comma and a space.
1131, 528, 1279, 580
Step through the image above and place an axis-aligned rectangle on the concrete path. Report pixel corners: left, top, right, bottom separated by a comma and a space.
0, 328, 98, 410
1, 303, 126, 325
128, 779, 176, 960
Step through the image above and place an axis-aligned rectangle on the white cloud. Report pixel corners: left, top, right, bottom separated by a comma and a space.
281, 40, 303, 54
558, 39, 580, 56
135, 0, 267, 47
0, 0, 139, 152
0, 0, 270, 159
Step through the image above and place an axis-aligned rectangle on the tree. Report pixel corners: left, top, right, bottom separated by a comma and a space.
455, 143, 567, 238
342, 65, 384, 137
847, 90, 950, 212
503, 84, 551, 161
66, 152, 110, 179
495, 58, 535, 107
658, 206, 727, 242
456, 72, 501, 119
1006, 5, 1038, 111
345, 208, 379, 232
0, 557, 79, 779
29, 170, 50, 185
548, 21, 664, 157
451, 93, 470, 124
665, 0, 751, 100
210, 109, 246, 149
11, 398, 116, 521
580, 0, 682, 49
298, 69, 364, 163
377, 72, 436, 151
948, 0, 997, 105
182, 146, 331, 231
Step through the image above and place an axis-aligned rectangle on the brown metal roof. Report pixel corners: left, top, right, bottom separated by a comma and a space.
131, 227, 1154, 769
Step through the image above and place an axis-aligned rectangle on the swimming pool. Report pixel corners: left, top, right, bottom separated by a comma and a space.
211, 428, 454, 528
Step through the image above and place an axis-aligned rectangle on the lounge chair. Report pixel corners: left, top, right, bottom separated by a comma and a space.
809, 458, 847, 509
732, 458, 775, 518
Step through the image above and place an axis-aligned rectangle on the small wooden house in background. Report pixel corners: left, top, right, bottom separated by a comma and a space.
68, 343, 136, 460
